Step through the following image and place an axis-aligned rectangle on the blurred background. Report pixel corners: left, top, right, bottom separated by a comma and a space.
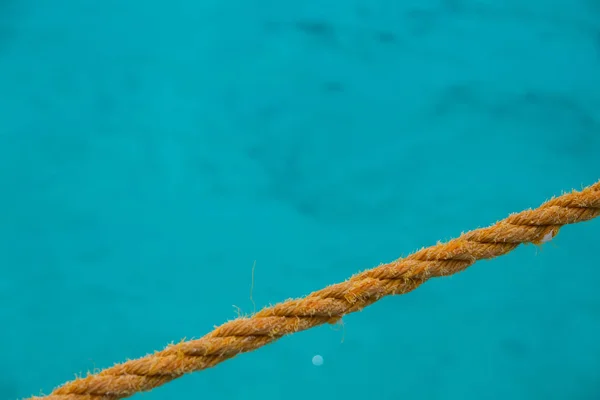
0, 1, 599, 399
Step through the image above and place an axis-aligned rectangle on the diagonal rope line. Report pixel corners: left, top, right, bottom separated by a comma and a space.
28, 180, 600, 400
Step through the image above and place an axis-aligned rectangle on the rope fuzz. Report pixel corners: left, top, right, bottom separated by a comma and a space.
30, 180, 600, 400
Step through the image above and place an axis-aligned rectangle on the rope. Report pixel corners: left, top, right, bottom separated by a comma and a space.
29, 180, 600, 400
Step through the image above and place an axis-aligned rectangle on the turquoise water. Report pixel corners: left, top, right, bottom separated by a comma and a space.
1, 1, 599, 399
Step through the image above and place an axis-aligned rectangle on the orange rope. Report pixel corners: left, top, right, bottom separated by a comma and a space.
30, 180, 600, 400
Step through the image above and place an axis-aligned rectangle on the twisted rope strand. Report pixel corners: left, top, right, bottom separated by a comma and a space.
30, 181, 600, 400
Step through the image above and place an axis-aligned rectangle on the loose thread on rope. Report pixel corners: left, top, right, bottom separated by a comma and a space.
29, 180, 600, 400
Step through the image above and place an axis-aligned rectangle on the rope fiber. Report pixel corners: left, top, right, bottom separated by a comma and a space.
29, 180, 600, 400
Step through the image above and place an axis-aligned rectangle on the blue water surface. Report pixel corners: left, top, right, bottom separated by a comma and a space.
1, 1, 599, 399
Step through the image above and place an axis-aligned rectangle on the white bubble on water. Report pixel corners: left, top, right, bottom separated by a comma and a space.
312, 354, 323, 366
